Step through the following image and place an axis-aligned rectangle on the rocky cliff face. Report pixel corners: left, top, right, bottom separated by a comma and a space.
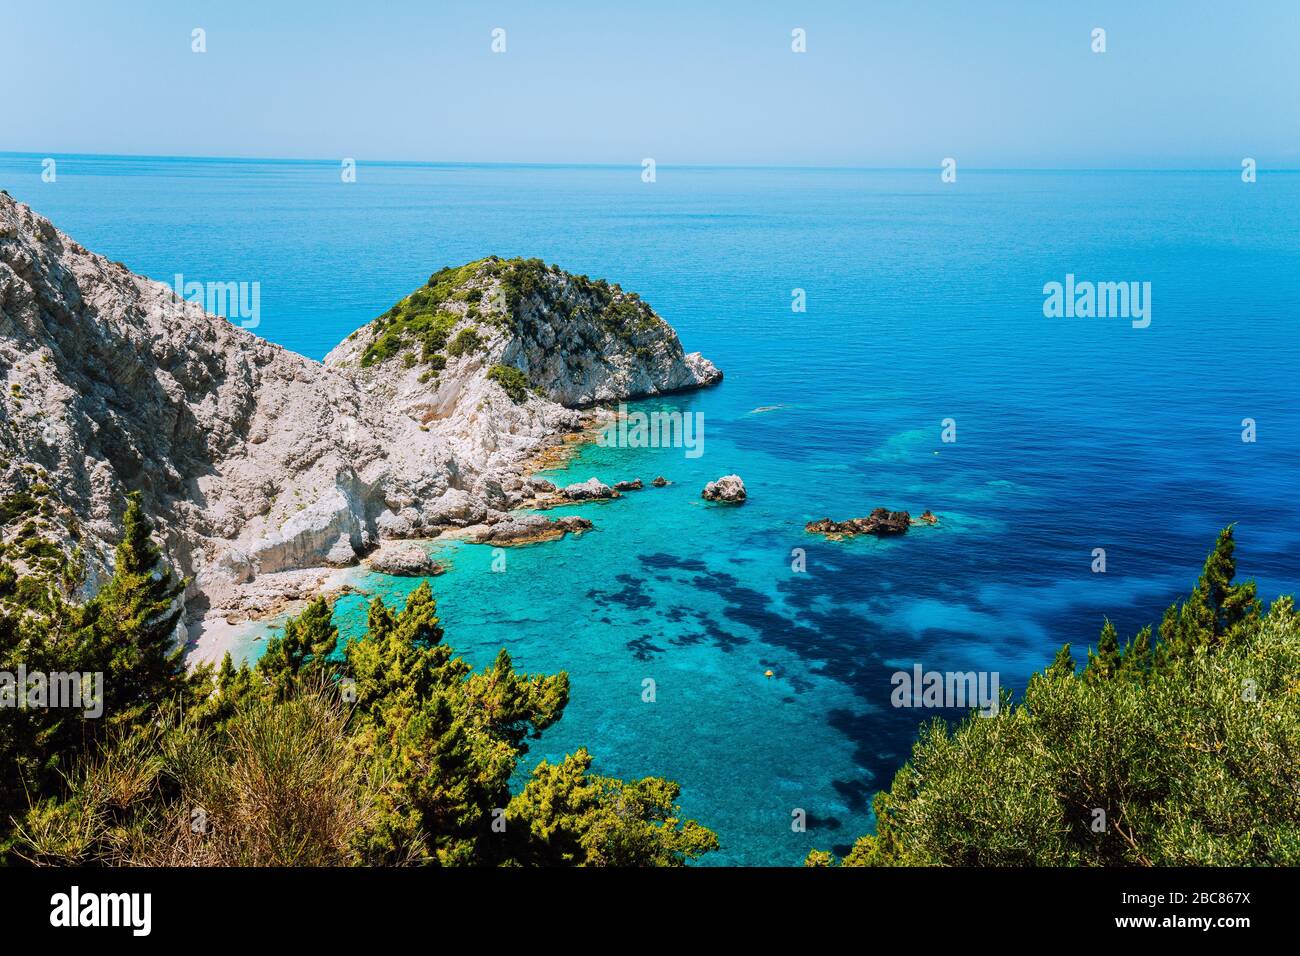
0, 194, 719, 622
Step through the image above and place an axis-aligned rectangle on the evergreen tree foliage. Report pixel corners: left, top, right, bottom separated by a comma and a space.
505, 749, 719, 866
0, 493, 204, 854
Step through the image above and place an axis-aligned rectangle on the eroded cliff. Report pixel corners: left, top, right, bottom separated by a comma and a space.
0, 194, 719, 625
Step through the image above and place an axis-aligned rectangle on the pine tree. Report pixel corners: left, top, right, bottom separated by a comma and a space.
1158, 525, 1261, 661
1047, 643, 1075, 678
217, 650, 236, 687
366, 595, 396, 640
391, 581, 443, 648
1118, 625, 1153, 679
258, 597, 339, 696
1084, 619, 1121, 683
84, 492, 191, 724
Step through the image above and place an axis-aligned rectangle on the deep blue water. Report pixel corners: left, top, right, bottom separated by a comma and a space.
4, 154, 1299, 865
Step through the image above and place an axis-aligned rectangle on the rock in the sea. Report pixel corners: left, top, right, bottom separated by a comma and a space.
367, 542, 444, 576
469, 513, 593, 546
554, 515, 593, 535
560, 478, 616, 501
805, 508, 915, 538
918, 510, 938, 525
613, 479, 643, 492
651, 476, 669, 487
702, 474, 747, 503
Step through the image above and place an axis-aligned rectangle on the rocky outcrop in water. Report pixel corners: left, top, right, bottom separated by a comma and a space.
558, 478, 616, 501
0, 194, 719, 627
805, 508, 917, 538
467, 513, 593, 546
702, 474, 746, 503
366, 542, 444, 577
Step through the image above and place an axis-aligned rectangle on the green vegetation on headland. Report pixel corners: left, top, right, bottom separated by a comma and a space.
359, 261, 484, 369
358, 257, 664, 372
808, 527, 1300, 867
361, 308, 458, 369
446, 326, 482, 358
496, 256, 662, 340
2, 496, 717, 866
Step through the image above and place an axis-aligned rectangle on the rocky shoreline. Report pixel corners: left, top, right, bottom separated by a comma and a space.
0, 194, 724, 661
365, 540, 446, 576
186, 402, 643, 643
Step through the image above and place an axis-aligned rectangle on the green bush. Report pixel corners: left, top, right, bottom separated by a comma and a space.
486, 364, 532, 403
0, 491, 39, 526
447, 327, 482, 358
359, 260, 492, 368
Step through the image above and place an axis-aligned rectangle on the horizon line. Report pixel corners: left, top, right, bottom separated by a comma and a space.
1, 150, 1296, 175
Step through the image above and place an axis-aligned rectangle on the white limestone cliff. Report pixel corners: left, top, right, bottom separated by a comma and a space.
0, 193, 720, 627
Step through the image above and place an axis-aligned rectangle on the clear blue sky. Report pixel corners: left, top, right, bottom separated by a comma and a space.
2, 0, 1297, 167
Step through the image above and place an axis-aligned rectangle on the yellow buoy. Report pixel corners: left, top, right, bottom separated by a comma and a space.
764, 669, 774, 678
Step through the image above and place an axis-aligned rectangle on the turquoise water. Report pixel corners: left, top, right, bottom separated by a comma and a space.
4, 155, 1299, 865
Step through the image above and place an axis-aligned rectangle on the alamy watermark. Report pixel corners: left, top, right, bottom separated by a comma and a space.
170, 274, 260, 329
597, 403, 704, 459
891, 663, 1000, 717
1, 666, 103, 717
1043, 274, 1151, 329
50, 886, 150, 936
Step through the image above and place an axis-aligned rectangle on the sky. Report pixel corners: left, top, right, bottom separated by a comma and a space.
1, 0, 1297, 168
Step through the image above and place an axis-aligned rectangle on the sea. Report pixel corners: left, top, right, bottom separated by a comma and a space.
3, 153, 1298, 865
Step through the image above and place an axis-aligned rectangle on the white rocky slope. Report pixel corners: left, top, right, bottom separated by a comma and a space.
0, 193, 720, 624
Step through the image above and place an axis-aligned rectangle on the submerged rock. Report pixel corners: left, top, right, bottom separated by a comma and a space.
367, 542, 444, 577
805, 508, 916, 538
702, 474, 747, 503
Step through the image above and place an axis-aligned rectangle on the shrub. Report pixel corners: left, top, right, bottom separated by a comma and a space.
486, 364, 531, 403
447, 327, 482, 359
